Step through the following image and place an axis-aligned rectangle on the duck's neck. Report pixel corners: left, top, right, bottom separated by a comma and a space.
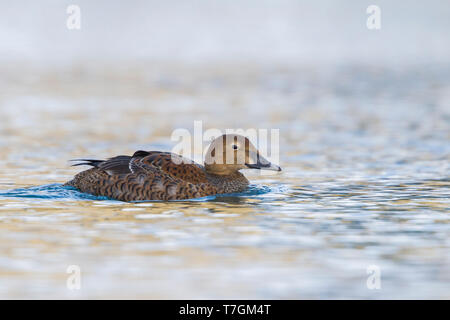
206, 171, 249, 194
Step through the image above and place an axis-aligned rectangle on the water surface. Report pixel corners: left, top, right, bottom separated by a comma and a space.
0, 63, 449, 299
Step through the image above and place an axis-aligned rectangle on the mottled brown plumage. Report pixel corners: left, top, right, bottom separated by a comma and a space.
65, 134, 281, 201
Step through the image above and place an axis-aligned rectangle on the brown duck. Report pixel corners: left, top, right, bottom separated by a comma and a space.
65, 134, 281, 201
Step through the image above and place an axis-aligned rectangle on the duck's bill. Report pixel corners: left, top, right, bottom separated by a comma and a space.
245, 162, 282, 171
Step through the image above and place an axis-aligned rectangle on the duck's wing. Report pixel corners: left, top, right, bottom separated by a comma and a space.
132, 151, 208, 184
71, 150, 149, 175
72, 151, 208, 184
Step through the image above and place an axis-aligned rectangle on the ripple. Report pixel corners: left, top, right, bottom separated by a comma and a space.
0, 183, 281, 203
0, 184, 110, 201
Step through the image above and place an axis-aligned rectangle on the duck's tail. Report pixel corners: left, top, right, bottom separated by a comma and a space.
69, 159, 104, 168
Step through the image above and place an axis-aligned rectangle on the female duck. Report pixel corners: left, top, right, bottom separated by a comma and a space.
65, 134, 281, 201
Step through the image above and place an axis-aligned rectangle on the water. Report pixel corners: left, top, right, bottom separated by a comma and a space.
0, 61, 448, 299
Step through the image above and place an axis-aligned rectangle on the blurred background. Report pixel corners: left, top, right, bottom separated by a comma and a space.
0, 0, 449, 299
1, 0, 449, 65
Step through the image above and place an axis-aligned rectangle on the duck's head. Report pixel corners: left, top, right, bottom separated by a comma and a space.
204, 134, 281, 175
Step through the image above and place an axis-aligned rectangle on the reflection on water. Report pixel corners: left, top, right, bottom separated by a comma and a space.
0, 63, 449, 299
0, 184, 109, 201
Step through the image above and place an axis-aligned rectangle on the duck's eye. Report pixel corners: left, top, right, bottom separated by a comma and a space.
232, 144, 239, 150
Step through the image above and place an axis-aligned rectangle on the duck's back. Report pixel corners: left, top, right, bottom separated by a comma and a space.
65, 151, 219, 201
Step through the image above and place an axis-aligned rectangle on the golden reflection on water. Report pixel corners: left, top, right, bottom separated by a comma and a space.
0, 63, 449, 299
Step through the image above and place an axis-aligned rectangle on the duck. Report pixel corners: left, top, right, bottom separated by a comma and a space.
64, 134, 281, 201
